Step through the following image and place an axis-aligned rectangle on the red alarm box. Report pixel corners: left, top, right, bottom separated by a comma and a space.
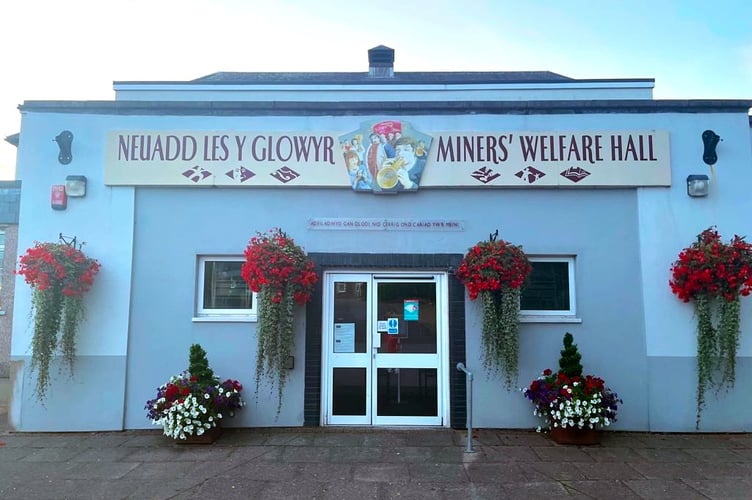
51, 185, 67, 210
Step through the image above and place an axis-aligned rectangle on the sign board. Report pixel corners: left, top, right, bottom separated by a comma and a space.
104, 124, 671, 188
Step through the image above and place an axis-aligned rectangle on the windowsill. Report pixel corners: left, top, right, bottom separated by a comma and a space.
192, 316, 257, 323
519, 315, 582, 324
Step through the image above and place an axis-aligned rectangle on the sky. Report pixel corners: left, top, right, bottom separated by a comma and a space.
1, 0, 750, 180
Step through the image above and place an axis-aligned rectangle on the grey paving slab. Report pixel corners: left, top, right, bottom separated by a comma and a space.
530, 444, 597, 462
279, 444, 333, 462
0, 445, 34, 461
20, 445, 88, 462
465, 462, 550, 484
441, 483, 511, 500
1, 426, 752, 499
59, 461, 141, 480
408, 462, 469, 483
572, 461, 645, 480
624, 479, 709, 499
122, 460, 205, 480
581, 445, 646, 462
564, 479, 643, 498
499, 480, 573, 498
522, 461, 591, 481
319, 479, 381, 499
256, 478, 330, 499
384, 445, 436, 462
326, 445, 387, 463
295, 462, 353, 481
631, 447, 697, 462
69, 446, 140, 462
681, 446, 749, 462
629, 461, 712, 480
353, 463, 411, 483
379, 481, 450, 499
481, 444, 542, 462
682, 478, 752, 500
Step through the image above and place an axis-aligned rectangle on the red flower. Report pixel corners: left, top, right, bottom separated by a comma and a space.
669, 227, 752, 303
241, 228, 317, 305
16, 241, 100, 297
456, 238, 532, 300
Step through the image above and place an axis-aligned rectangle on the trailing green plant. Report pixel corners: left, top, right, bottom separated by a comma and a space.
669, 226, 752, 428
241, 228, 317, 414
16, 239, 100, 401
456, 230, 532, 389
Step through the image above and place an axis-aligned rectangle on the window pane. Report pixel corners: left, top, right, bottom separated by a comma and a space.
520, 261, 570, 311
377, 282, 436, 354
377, 368, 437, 417
333, 281, 367, 353
203, 261, 253, 310
333, 368, 366, 415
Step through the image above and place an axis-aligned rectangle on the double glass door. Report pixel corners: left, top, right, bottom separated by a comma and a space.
323, 272, 448, 426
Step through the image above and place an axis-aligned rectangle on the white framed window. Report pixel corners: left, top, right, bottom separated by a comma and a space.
519, 256, 579, 322
194, 256, 257, 322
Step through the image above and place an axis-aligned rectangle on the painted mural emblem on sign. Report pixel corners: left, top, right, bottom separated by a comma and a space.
560, 166, 591, 183
515, 166, 546, 184
339, 120, 432, 194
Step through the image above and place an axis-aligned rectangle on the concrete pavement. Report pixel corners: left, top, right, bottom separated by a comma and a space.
1, 405, 751, 499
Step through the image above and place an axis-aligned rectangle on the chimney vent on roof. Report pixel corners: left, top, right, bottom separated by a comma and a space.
368, 45, 394, 78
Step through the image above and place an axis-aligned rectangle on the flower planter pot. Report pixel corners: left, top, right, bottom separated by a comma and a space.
549, 425, 600, 445
174, 425, 222, 445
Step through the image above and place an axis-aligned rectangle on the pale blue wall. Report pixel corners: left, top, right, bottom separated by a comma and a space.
636, 112, 752, 430
11, 108, 752, 432
124, 187, 647, 430
11, 112, 134, 431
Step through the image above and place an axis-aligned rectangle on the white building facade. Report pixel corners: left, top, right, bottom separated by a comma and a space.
8, 47, 752, 432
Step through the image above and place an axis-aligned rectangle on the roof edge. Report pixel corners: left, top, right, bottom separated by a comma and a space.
113, 76, 656, 86
19, 99, 752, 117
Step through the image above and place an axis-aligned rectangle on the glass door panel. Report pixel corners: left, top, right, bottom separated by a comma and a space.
373, 279, 441, 426
326, 276, 371, 425
324, 273, 446, 426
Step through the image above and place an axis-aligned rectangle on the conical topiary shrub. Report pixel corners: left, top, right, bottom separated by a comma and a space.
189, 344, 217, 386
558, 332, 583, 379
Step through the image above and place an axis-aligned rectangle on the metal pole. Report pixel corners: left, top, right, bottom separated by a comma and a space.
456, 362, 476, 453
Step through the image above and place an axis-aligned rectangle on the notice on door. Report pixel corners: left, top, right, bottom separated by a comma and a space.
387, 318, 399, 335
334, 323, 355, 353
404, 299, 419, 321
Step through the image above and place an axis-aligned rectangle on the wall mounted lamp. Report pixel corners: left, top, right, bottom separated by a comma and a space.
54, 130, 73, 164
702, 130, 721, 166
65, 175, 87, 197
687, 174, 710, 197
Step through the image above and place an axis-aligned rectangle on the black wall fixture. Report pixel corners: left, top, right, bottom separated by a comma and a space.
701, 130, 720, 166
54, 130, 73, 165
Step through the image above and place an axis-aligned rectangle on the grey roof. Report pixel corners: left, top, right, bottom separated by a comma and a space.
188, 71, 583, 85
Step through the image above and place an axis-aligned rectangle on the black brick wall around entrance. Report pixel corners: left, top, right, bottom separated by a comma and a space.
304, 253, 467, 429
